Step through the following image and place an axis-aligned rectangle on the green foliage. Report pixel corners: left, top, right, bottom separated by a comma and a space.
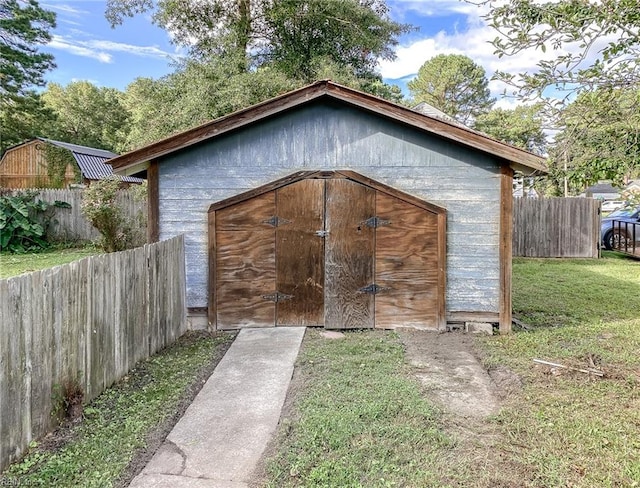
0, 0, 56, 99
408, 54, 494, 125
80, 178, 140, 252
107, 0, 259, 61
122, 61, 299, 150
41, 143, 81, 188
474, 104, 546, 154
41, 81, 130, 152
549, 88, 640, 193
485, 0, 640, 99
2, 332, 234, 487
0, 190, 56, 253
0, 91, 53, 154
263, 0, 411, 83
0, 0, 56, 153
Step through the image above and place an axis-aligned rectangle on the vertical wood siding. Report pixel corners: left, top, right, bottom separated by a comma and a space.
0, 141, 76, 188
0, 237, 186, 471
157, 103, 502, 313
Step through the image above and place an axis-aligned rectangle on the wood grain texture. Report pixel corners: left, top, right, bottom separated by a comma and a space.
215, 191, 276, 230
375, 192, 439, 329
275, 179, 325, 326
499, 165, 513, 333
215, 281, 276, 329
512, 197, 600, 258
208, 210, 217, 329
110, 81, 547, 175
148, 160, 159, 243
216, 230, 276, 281
156, 103, 503, 313
324, 178, 375, 329
215, 192, 276, 328
0, 237, 185, 472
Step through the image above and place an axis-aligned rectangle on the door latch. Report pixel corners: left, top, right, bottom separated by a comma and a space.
314, 230, 329, 237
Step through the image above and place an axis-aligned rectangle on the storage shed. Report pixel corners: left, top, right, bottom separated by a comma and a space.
109, 81, 547, 333
0, 138, 144, 188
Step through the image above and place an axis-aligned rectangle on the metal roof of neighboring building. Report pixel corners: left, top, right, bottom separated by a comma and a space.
37, 138, 144, 184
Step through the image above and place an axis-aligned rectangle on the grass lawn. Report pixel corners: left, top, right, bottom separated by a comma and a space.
480, 254, 640, 487
1, 331, 234, 488
0, 247, 99, 278
3, 253, 638, 487
263, 254, 640, 487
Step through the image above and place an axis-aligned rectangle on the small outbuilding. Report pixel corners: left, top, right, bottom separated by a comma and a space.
0, 138, 144, 188
109, 81, 547, 333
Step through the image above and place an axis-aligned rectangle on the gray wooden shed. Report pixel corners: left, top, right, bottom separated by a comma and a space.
110, 81, 547, 333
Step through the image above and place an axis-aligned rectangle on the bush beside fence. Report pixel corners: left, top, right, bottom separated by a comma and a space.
513, 197, 601, 258
0, 236, 186, 471
24, 189, 146, 244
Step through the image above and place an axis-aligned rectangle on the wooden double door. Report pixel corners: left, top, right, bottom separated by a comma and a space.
211, 175, 444, 329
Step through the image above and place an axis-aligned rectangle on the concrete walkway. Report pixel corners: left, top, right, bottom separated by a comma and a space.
128, 327, 306, 488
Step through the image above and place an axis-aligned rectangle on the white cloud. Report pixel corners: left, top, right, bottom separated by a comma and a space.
48, 34, 176, 63
86, 40, 175, 59
49, 35, 112, 63
388, 0, 486, 20
41, 3, 89, 16
382, 4, 622, 105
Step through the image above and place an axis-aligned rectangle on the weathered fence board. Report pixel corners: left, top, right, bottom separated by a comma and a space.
4, 188, 147, 243
513, 197, 601, 258
0, 236, 186, 471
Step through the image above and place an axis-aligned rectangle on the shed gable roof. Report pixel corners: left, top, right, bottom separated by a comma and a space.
109, 80, 547, 175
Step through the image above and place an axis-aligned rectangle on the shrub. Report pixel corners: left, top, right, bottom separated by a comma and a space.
0, 190, 68, 253
81, 177, 146, 252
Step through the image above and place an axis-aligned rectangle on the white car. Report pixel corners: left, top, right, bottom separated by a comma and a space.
601, 200, 625, 213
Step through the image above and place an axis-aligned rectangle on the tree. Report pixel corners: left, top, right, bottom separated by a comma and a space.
122, 59, 298, 150
0, 0, 55, 98
105, 0, 410, 82
474, 105, 546, 155
106, 0, 263, 64
41, 81, 130, 152
408, 54, 494, 125
482, 0, 640, 99
0, 92, 53, 153
262, 0, 410, 82
0, 0, 55, 152
549, 88, 640, 194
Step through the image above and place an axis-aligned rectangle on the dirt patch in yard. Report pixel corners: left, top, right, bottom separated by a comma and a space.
397, 328, 530, 487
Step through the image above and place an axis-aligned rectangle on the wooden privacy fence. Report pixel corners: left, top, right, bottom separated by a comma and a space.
9, 188, 146, 243
513, 197, 601, 258
0, 236, 186, 471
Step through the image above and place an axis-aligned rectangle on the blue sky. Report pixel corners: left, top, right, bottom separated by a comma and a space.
40, 0, 559, 107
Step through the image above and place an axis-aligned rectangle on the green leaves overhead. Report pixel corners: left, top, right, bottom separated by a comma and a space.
263, 0, 411, 82
550, 88, 640, 193
0, 0, 56, 98
484, 0, 640, 98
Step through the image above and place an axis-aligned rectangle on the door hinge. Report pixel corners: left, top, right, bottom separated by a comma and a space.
358, 283, 389, 295
362, 216, 391, 228
314, 230, 329, 237
263, 216, 291, 227
262, 291, 294, 302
